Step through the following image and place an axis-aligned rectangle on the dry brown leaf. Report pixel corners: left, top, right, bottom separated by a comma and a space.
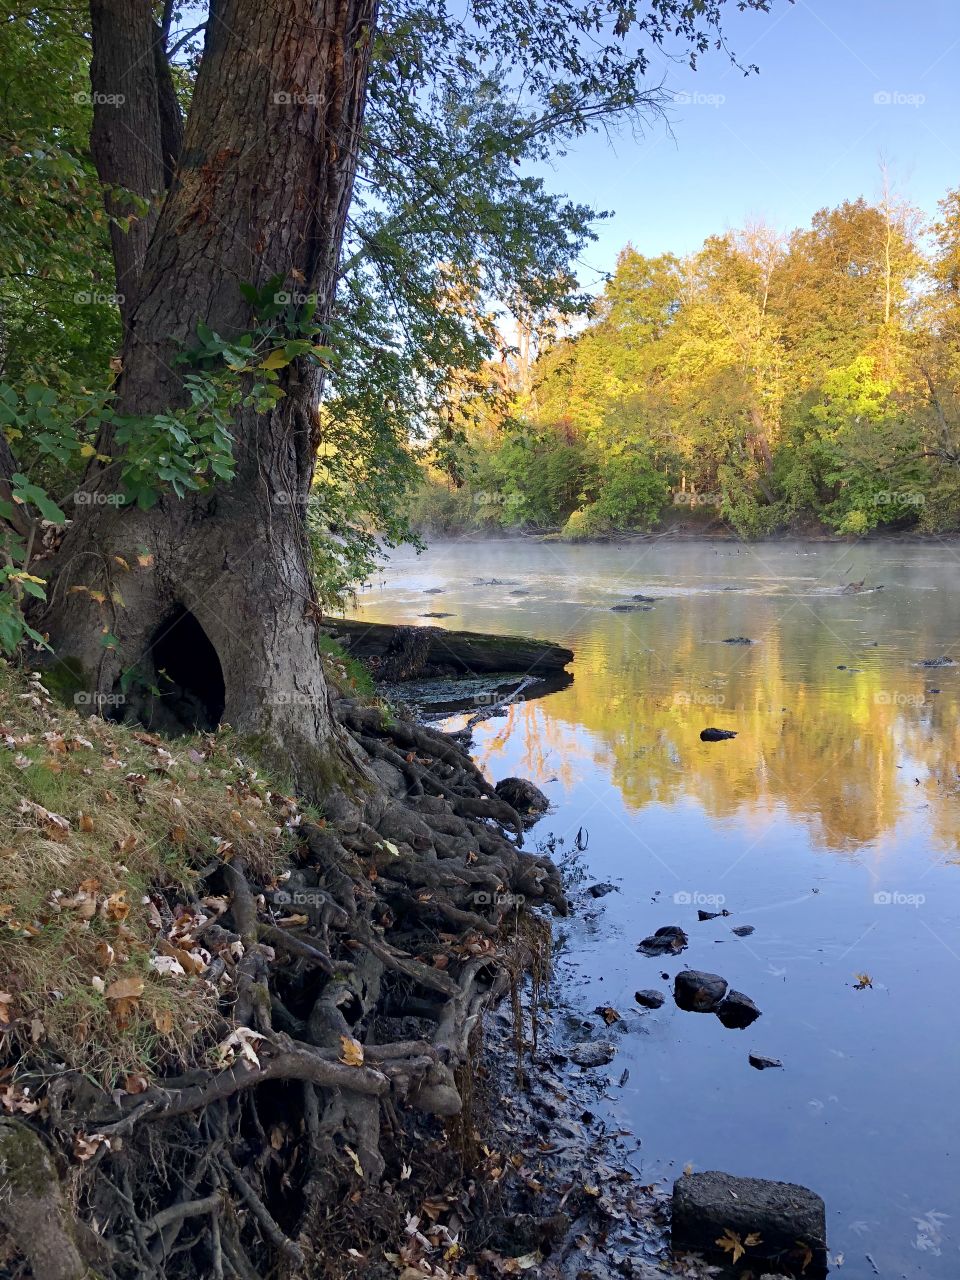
102, 891, 130, 923
78, 812, 95, 833
338, 1034, 364, 1067
105, 976, 145, 1001
115, 834, 137, 855
153, 1007, 174, 1035
0, 993, 13, 1025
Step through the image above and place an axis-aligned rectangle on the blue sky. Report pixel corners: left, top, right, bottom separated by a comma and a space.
544, 0, 960, 286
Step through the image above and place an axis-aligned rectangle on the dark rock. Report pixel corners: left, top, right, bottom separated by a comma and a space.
637, 925, 688, 956
836, 664, 847, 670
674, 970, 728, 1012
700, 727, 737, 741
928, 687, 941, 694
716, 990, 762, 1029
509, 588, 529, 596
749, 1053, 783, 1070
423, 588, 444, 594
587, 882, 617, 899
420, 611, 453, 618
672, 1170, 827, 1278
698, 908, 731, 921
723, 636, 753, 645
472, 577, 517, 587
494, 777, 549, 813
732, 924, 755, 936
918, 656, 954, 667
568, 1040, 617, 1068
611, 602, 652, 612
634, 989, 666, 1009
632, 594, 659, 602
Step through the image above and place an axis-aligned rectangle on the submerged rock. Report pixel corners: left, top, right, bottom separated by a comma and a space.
749, 1052, 783, 1070
723, 636, 753, 645
674, 970, 727, 1012
697, 908, 731, 921
568, 1040, 617, 1068
636, 925, 688, 956
634, 989, 666, 1009
587, 881, 617, 899
495, 776, 549, 813
716, 990, 761, 1029
632, 594, 659, 602
731, 924, 755, 936
611, 602, 652, 612
918, 655, 954, 668
700, 727, 737, 741
420, 611, 453, 618
672, 1170, 827, 1278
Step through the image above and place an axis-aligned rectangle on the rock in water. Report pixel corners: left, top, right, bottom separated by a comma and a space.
672, 1171, 827, 1278
749, 1052, 783, 1070
568, 1041, 617, 1068
587, 882, 617, 899
636, 925, 688, 956
919, 655, 954, 667
674, 970, 728, 1012
634, 989, 666, 1009
700, 727, 737, 742
731, 924, 755, 936
715, 990, 761, 1029
494, 777, 549, 813
723, 636, 753, 645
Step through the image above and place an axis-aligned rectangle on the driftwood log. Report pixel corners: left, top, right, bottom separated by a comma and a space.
325, 618, 574, 681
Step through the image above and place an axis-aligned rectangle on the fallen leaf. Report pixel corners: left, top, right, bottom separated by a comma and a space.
716, 1228, 746, 1264
339, 1034, 364, 1067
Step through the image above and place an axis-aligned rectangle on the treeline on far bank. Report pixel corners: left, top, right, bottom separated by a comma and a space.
407, 185, 960, 540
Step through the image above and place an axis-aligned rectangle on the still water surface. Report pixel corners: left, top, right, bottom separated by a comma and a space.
349, 539, 960, 1278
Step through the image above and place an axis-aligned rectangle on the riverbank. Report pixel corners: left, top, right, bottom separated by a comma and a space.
0, 657, 578, 1279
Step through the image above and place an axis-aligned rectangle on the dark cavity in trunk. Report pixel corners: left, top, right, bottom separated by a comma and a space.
127, 606, 226, 735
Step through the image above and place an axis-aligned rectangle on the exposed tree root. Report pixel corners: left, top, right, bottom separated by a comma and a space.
2, 694, 565, 1278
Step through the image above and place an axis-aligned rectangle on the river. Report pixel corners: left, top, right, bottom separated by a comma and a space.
347, 537, 960, 1278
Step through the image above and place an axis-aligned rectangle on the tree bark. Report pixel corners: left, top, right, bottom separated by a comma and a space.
44, 0, 378, 791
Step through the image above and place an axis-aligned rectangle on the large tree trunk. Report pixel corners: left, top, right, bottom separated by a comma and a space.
42, 0, 377, 790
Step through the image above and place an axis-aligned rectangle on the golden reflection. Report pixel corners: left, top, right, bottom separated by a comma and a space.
350, 580, 960, 854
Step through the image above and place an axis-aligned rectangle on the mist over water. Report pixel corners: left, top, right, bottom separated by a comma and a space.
349, 538, 960, 1276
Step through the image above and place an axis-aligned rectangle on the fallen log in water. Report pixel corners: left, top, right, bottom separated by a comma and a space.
325, 617, 574, 680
